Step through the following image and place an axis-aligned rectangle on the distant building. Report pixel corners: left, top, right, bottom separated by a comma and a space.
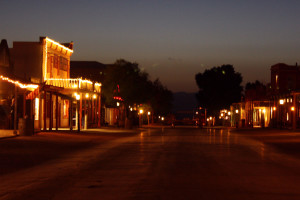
270, 63, 300, 95
227, 63, 300, 129
70, 61, 112, 125
244, 81, 271, 128
269, 63, 300, 129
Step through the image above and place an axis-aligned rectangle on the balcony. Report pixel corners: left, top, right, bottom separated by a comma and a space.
45, 78, 101, 93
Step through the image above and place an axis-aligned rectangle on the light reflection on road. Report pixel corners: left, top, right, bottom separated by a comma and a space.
2, 127, 300, 199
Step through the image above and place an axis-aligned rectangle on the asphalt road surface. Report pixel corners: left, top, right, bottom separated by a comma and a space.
1, 128, 300, 200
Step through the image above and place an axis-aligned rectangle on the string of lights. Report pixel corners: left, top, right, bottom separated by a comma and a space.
0, 75, 39, 90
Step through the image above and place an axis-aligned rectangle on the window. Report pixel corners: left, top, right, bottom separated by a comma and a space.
60, 57, 68, 71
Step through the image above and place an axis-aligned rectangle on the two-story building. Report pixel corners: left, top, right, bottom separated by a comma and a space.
269, 63, 300, 129
1, 37, 102, 132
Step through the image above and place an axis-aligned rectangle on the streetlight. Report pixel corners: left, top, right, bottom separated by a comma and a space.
235, 109, 239, 128
279, 99, 285, 128
147, 111, 151, 125
139, 109, 143, 127
291, 106, 295, 111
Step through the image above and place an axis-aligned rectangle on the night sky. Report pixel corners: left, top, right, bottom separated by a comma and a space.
1, 0, 300, 92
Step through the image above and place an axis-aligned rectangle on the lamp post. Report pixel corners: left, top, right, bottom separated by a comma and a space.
272, 106, 276, 128
279, 99, 284, 129
292, 93, 297, 130
139, 109, 143, 127
75, 93, 80, 132
235, 109, 239, 128
147, 111, 151, 126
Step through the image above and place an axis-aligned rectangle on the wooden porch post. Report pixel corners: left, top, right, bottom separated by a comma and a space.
56, 94, 59, 131
88, 98, 91, 126
49, 92, 53, 131
13, 85, 18, 135
95, 97, 98, 124
77, 100, 80, 132
84, 99, 86, 129
23, 92, 26, 118
293, 93, 297, 130
70, 99, 73, 131
44, 90, 47, 131
92, 97, 94, 123
39, 93, 42, 130
79, 93, 82, 131
98, 95, 101, 128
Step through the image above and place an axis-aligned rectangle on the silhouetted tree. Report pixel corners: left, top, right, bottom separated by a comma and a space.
102, 59, 152, 106
195, 64, 243, 115
103, 59, 173, 114
150, 79, 173, 115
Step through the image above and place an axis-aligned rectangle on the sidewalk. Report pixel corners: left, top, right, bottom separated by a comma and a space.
0, 130, 18, 139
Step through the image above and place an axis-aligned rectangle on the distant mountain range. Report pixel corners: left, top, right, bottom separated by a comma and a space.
172, 92, 198, 113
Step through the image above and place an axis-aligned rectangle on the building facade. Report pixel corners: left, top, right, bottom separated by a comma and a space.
269, 63, 300, 129
1, 37, 102, 132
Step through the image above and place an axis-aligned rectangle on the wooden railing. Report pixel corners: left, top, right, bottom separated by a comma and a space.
46, 78, 101, 93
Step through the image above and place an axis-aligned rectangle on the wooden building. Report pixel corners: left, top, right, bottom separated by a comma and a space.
6, 37, 102, 131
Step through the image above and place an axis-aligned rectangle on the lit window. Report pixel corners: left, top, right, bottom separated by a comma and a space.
279, 99, 284, 105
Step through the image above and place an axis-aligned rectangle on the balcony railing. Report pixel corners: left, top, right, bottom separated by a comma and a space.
46, 78, 101, 93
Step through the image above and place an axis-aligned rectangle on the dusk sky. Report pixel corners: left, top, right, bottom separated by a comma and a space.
1, 0, 300, 92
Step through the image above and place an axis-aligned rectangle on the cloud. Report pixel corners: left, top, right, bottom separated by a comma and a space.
167, 57, 182, 64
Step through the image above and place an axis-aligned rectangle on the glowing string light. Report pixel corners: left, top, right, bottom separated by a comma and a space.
46, 37, 73, 53
0, 75, 39, 89
43, 37, 73, 81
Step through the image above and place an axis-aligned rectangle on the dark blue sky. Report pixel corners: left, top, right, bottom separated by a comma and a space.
1, 0, 300, 92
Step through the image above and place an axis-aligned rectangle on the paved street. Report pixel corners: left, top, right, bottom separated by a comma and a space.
1, 128, 300, 200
